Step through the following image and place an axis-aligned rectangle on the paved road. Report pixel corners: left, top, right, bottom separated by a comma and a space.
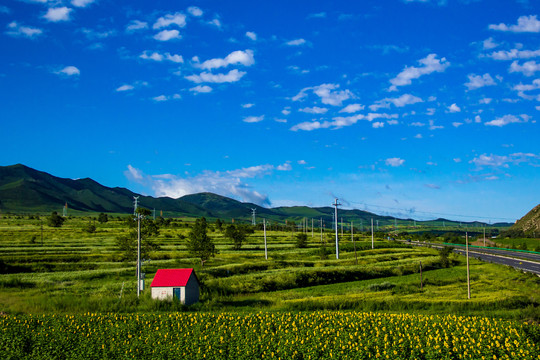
403, 241, 540, 275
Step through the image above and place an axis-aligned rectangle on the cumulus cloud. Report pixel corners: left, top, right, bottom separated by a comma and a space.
243, 115, 264, 123
185, 69, 246, 83
485, 114, 530, 127
509, 60, 540, 76
465, 73, 496, 90
190, 85, 212, 93
290, 113, 397, 131
71, 0, 95, 7
153, 13, 186, 29
286, 38, 306, 46
299, 106, 328, 114
126, 20, 148, 32
154, 29, 181, 41
140, 51, 184, 63
489, 15, 540, 33
448, 103, 461, 113
370, 94, 422, 111
470, 153, 539, 169
125, 164, 279, 206
245, 31, 257, 40
339, 104, 364, 113
385, 158, 405, 167
276, 162, 292, 171
187, 6, 203, 17
152, 94, 181, 102
482, 37, 498, 50
56, 66, 80, 76
43, 7, 72, 22
487, 48, 540, 61
388, 54, 449, 91
293, 83, 353, 106
116, 84, 134, 92
198, 50, 255, 70
6, 22, 42, 38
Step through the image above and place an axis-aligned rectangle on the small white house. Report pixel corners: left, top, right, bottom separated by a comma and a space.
150, 268, 200, 305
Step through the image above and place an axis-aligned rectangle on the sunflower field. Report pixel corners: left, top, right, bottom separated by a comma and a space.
1, 311, 539, 359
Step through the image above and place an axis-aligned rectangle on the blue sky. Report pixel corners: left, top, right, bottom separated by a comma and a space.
1, 0, 539, 222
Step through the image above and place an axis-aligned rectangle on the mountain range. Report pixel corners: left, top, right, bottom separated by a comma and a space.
0, 164, 514, 227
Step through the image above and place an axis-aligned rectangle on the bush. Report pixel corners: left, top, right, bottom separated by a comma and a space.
296, 233, 308, 248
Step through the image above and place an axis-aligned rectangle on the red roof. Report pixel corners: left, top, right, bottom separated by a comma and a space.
150, 268, 196, 287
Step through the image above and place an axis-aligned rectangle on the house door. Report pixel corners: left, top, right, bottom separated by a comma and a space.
173, 288, 181, 300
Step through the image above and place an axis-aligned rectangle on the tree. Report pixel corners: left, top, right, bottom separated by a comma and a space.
215, 218, 224, 231
224, 224, 250, 250
83, 222, 96, 233
295, 233, 308, 248
438, 246, 454, 268
47, 211, 65, 228
98, 213, 108, 224
187, 217, 216, 266
115, 208, 160, 261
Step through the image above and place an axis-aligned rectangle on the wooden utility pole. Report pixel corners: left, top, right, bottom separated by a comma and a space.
334, 199, 340, 259
264, 219, 268, 260
420, 261, 423, 290
371, 218, 374, 249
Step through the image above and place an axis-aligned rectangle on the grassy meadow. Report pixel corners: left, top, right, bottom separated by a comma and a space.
1, 213, 540, 358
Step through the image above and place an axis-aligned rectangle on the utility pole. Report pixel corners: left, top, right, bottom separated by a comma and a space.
376, 220, 379, 231
320, 218, 323, 243
483, 226, 486, 247
466, 232, 471, 300
263, 219, 268, 260
40, 220, 43, 246
351, 221, 353, 242
333, 198, 341, 259
371, 218, 374, 249
137, 211, 141, 298
153, 208, 156, 220
251, 208, 256, 226
341, 217, 343, 237
420, 261, 423, 290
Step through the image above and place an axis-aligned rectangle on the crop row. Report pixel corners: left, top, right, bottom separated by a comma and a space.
1, 311, 539, 359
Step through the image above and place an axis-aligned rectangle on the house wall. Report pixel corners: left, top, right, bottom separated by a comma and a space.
184, 273, 200, 305
151, 287, 173, 300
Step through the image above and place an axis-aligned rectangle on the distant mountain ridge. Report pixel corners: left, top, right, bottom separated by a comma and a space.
0, 164, 513, 227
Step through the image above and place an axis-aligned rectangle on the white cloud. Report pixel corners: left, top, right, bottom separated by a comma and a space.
56, 66, 80, 76
339, 103, 364, 113
153, 95, 167, 102
276, 162, 292, 171
452, 122, 463, 128
298, 160, 307, 165
307, 12, 327, 19
485, 114, 530, 127
282, 108, 291, 116
487, 48, 540, 61
509, 60, 540, 76
71, 0, 95, 8
489, 15, 540, 33
299, 106, 328, 114
482, 37, 498, 50
385, 158, 405, 167
479, 98, 492, 104
290, 113, 397, 131
140, 51, 184, 63
243, 115, 264, 123
153, 13, 186, 29
448, 103, 461, 113
372, 122, 384, 128
246, 31, 257, 41
370, 93, 423, 111
465, 73, 496, 90
293, 83, 353, 106
429, 120, 444, 130
126, 20, 148, 32
185, 69, 246, 83
116, 84, 134, 92
198, 50, 255, 70
43, 7, 72, 22
242, 103, 254, 108
389, 54, 449, 91
286, 38, 306, 46
154, 29, 181, 41
208, 19, 222, 28
187, 6, 203, 17
125, 164, 277, 206
190, 85, 212, 93
6, 22, 42, 38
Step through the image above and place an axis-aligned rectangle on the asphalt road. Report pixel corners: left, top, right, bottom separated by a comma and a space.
403, 240, 540, 275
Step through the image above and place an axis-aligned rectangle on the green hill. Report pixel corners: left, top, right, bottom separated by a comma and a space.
510, 203, 540, 234
0, 164, 512, 229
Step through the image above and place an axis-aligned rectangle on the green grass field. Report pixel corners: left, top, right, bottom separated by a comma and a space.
1, 213, 540, 358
